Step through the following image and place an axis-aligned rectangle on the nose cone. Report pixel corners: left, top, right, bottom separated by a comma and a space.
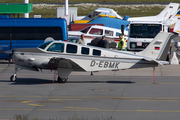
12, 48, 43, 67
12, 48, 30, 65
13, 52, 24, 65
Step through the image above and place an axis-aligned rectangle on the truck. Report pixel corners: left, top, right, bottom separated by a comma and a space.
127, 21, 168, 51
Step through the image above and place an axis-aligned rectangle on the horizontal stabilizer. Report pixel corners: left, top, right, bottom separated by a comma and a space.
143, 57, 169, 66
0, 50, 13, 54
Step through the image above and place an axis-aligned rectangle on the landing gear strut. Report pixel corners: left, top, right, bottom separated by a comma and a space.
57, 76, 68, 83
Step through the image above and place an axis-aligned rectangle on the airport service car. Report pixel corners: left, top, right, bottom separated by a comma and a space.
68, 25, 128, 47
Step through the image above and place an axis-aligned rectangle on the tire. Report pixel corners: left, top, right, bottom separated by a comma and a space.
57, 76, 67, 83
10, 75, 17, 82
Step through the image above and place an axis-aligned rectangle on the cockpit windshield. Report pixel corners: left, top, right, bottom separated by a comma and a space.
80, 26, 90, 33
129, 24, 162, 38
38, 41, 53, 50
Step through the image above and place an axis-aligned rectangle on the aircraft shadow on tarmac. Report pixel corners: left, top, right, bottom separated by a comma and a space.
8, 78, 56, 85
0, 62, 14, 64
4, 78, 135, 85
67, 81, 135, 84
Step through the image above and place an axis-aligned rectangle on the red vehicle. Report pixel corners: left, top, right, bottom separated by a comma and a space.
69, 23, 104, 31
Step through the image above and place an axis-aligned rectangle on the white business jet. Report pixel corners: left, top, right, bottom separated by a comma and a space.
10, 31, 176, 83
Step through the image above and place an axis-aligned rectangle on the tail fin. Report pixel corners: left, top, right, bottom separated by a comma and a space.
156, 2, 179, 21
175, 9, 180, 17
137, 32, 175, 61
173, 18, 180, 34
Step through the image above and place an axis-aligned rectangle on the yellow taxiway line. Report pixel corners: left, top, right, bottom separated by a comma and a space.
1, 108, 180, 113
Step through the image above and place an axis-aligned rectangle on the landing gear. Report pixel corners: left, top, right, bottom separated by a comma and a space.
57, 68, 71, 84
10, 74, 17, 82
10, 66, 18, 82
57, 76, 68, 83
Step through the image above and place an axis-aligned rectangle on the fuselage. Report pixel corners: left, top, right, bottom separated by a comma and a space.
13, 41, 158, 72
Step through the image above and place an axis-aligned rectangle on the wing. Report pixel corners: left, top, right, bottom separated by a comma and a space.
49, 57, 86, 71
143, 57, 169, 66
48, 54, 167, 72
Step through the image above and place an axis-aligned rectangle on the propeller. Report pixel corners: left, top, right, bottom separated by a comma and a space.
121, 25, 124, 35
0, 33, 13, 65
8, 33, 12, 65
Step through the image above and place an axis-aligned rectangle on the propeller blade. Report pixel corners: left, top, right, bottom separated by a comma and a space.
8, 54, 12, 65
4, 50, 13, 54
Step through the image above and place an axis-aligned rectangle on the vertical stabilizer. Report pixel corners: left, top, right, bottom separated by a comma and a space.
128, 3, 179, 22
137, 32, 174, 61
175, 9, 180, 17
156, 2, 179, 21
173, 18, 180, 34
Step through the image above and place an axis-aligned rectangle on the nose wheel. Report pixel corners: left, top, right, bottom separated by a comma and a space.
57, 76, 67, 83
10, 66, 18, 82
10, 74, 17, 82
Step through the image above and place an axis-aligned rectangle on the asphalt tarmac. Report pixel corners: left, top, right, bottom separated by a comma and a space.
1, 63, 180, 120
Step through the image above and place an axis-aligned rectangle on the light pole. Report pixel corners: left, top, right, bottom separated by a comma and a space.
24, 0, 29, 18
64, 0, 69, 25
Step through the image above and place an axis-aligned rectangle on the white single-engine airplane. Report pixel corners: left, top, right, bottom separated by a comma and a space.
10, 31, 176, 83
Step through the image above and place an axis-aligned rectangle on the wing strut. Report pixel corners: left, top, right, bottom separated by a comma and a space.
53, 70, 57, 83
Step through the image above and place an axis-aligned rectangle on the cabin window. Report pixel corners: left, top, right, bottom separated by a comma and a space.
81, 47, 89, 55
105, 30, 113, 36
93, 49, 101, 56
66, 44, 77, 53
47, 43, 64, 52
89, 11, 101, 18
89, 28, 103, 35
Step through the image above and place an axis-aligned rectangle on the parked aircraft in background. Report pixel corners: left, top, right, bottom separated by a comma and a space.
76, 8, 123, 22
68, 25, 128, 47
166, 8, 180, 29
10, 31, 176, 83
128, 2, 179, 24
75, 2, 179, 27
173, 18, 180, 34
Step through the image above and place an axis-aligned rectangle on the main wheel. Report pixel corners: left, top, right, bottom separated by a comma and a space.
57, 76, 67, 83
10, 75, 17, 82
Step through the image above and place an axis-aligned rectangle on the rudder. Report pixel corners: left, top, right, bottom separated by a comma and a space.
137, 32, 174, 61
